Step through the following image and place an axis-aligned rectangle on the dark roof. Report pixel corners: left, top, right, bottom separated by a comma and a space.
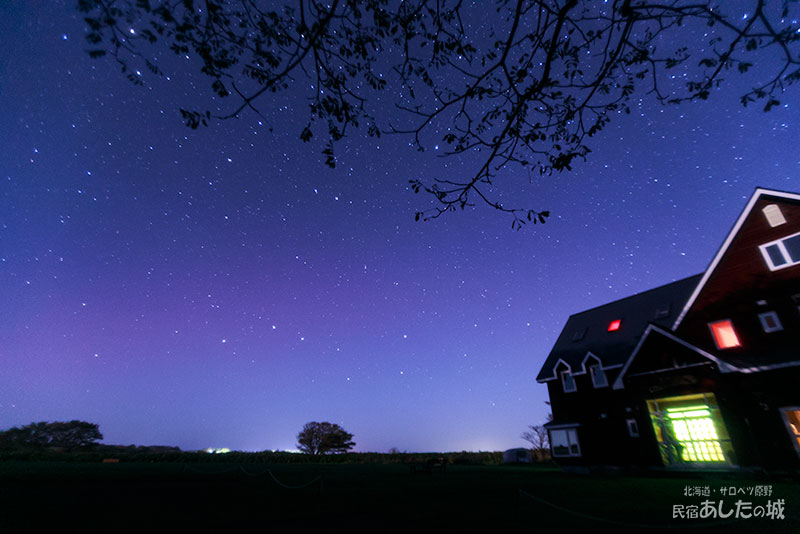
536, 274, 703, 382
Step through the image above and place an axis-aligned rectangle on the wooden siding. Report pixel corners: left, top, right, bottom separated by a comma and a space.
677, 196, 800, 359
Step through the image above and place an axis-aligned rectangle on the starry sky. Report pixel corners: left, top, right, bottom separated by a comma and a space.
1, 1, 798, 452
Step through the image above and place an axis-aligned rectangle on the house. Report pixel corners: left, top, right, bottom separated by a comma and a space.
536, 188, 800, 470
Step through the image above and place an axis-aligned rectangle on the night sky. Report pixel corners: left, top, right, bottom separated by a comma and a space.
1, 1, 798, 453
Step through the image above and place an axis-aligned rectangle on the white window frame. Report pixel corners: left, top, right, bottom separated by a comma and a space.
759, 230, 800, 271
561, 369, 576, 393
589, 363, 608, 388
762, 204, 787, 228
758, 311, 783, 333
626, 418, 640, 437
549, 427, 581, 457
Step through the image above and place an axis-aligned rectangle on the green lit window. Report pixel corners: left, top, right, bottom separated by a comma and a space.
647, 393, 733, 466
666, 406, 725, 462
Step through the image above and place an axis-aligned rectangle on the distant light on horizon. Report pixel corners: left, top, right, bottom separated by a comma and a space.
205, 447, 231, 454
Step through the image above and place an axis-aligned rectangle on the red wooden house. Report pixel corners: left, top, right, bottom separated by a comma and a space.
537, 188, 800, 470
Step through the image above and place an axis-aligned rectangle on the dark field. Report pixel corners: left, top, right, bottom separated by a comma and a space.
2, 461, 799, 532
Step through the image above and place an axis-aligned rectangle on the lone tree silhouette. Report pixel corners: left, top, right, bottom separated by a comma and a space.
521, 424, 550, 460
78, 0, 800, 227
297, 421, 355, 455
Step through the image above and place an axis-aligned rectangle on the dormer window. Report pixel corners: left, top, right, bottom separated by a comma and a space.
759, 231, 800, 271
561, 369, 576, 393
758, 311, 783, 333
709, 320, 741, 349
589, 364, 608, 388
607, 319, 621, 332
762, 204, 787, 227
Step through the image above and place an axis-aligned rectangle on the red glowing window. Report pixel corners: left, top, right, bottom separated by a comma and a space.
607, 319, 621, 332
709, 320, 741, 349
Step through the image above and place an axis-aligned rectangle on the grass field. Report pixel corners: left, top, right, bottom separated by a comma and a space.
2, 461, 799, 532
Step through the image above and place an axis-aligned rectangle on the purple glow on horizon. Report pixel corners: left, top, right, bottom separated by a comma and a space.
0, 1, 798, 452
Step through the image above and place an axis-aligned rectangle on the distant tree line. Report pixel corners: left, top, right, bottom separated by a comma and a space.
0, 421, 103, 451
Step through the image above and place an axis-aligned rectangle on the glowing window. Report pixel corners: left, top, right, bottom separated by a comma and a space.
607, 319, 621, 332
665, 406, 725, 462
708, 320, 741, 349
648, 394, 733, 466
781, 409, 800, 457
762, 204, 787, 227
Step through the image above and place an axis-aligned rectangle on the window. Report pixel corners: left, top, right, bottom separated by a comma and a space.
561, 370, 576, 393
762, 204, 787, 227
759, 231, 800, 271
589, 364, 608, 388
647, 394, 733, 465
654, 305, 671, 320
708, 320, 741, 349
550, 427, 581, 457
780, 408, 800, 457
626, 418, 640, 437
758, 311, 783, 333
607, 319, 621, 332
571, 328, 587, 342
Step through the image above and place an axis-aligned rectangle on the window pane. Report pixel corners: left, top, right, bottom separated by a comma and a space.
627, 419, 639, 437
590, 365, 608, 387
709, 320, 740, 349
568, 429, 580, 455
649, 394, 732, 466
568, 429, 578, 444
562, 371, 576, 391
784, 235, 800, 263
551, 430, 570, 456
766, 244, 787, 267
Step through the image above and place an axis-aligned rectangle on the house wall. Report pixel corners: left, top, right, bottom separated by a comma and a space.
677, 196, 800, 357
720, 368, 800, 469
623, 366, 800, 469
547, 368, 659, 467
